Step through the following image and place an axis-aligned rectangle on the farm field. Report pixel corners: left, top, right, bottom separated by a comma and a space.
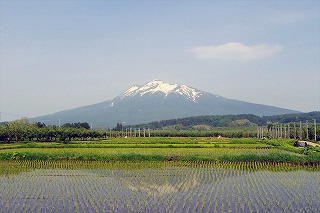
0, 137, 316, 162
0, 138, 319, 212
0, 161, 319, 213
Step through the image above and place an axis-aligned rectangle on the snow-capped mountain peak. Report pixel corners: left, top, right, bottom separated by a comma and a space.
120, 79, 204, 102
31, 80, 299, 126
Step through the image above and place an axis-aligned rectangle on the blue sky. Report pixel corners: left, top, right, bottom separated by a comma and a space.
0, 0, 319, 121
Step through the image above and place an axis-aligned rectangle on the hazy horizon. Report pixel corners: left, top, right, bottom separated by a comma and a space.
1, 1, 319, 121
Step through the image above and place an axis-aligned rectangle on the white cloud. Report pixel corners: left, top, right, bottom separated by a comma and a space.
189, 42, 284, 62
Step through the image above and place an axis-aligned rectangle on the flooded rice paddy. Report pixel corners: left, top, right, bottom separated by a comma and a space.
0, 161, 319, 213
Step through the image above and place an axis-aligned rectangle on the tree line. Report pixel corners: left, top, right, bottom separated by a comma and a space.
0, 118, 105, 143
1, 112, 319, 143
128, 112, 320, 129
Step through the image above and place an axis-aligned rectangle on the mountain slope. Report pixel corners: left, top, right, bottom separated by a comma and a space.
31, 80, 299, 127
127, 112, 320, 129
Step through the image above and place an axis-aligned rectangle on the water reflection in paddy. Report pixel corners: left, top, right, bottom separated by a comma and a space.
0, 161, 319, 213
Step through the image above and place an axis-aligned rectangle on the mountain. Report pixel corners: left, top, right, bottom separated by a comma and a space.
30, 79, 299, 127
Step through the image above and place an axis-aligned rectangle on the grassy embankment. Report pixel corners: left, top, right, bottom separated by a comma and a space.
0, 137, 319, 163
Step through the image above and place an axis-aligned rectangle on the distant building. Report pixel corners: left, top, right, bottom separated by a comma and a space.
293, 141, 307, 148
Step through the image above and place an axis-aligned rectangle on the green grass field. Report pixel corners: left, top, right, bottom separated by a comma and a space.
0, 137, 319, 163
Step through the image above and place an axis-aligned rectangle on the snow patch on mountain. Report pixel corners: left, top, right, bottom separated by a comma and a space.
121, 85, 140, 97
120, 80, 204, 102
140, 80, 178, 96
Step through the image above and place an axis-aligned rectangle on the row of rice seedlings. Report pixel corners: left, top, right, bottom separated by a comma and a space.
0, 146, 288, 160
1, 159, 318, 175
235, 167, 320, 212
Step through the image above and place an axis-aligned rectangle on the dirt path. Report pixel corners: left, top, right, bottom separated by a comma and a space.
306, 141, 320, 147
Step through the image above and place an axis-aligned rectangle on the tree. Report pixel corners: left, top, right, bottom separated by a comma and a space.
80, 122, 90, 130
114, 123, 123, 131
6, 118, 33, 142
36, 122, 46, 128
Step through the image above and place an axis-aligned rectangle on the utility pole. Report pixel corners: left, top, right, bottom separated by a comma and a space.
273, 126, 276, 138
294, 122, 296, 139
299, 121, 302, 140
121, 122, 126, 137
284, 125, 286, 139
58, 119, 61, 129
315, 119, 317, 142
306, 120, 309, 141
